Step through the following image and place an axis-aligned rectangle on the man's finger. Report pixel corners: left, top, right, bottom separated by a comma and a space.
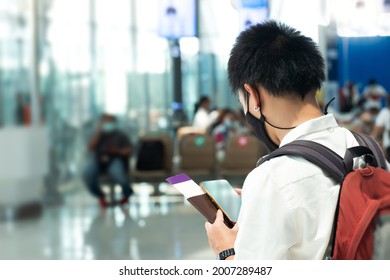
234, 188, 242, 196
215, 209, 224, 223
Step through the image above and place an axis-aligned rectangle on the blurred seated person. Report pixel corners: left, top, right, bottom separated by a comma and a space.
339, 81, 361, 113
350, 101, 380, 135
212, 109, 249, 159
192, 96, 220, 132
372, 96, 390, 161
83, 113, 133, 207
363, 79, 387, 109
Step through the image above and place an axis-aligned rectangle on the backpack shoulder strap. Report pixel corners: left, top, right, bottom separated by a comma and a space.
256, 140, 347, 183
351, 132, 387, 170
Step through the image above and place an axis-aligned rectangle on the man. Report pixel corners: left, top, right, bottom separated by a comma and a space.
83, 113, 133, 207
205, 20, 360, 260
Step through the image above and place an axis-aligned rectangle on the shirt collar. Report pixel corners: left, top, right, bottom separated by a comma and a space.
279, 114, 339, 147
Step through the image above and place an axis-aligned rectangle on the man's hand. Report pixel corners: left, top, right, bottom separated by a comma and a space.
234, 187, 242, 196
205, 210, 238, 257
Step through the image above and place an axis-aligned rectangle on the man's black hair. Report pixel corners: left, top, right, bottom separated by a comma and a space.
228, 20, 325, 99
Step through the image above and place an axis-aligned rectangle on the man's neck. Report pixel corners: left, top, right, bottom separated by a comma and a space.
263, 93, 323, 144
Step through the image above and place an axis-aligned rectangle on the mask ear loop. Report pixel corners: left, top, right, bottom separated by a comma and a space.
323, 97, 335, 115
252, 88, 297, 130
245, 90, 250, 113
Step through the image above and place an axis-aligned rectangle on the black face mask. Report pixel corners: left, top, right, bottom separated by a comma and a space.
246, 96, 335, 152
245, 112, 279, 152
242, 89, 298, 152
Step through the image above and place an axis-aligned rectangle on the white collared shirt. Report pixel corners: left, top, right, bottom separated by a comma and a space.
234, 114, 360, 259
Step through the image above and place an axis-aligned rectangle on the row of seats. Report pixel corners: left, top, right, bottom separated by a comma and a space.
131, 132, 268, 185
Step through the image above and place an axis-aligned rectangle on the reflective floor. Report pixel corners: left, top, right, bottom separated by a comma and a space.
0, 181, 228, 260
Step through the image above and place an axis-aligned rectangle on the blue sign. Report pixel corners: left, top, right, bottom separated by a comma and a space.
241, 0, 268, 8
238, 0, 269, 31
158, 0, 197, 39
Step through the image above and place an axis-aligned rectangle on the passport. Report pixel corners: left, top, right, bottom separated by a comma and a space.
166, 173, 241, 228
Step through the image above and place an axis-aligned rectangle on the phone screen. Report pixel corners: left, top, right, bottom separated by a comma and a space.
199, 179, 241, 222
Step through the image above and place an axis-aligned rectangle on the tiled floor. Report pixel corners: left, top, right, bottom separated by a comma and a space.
0, 181, 222, 260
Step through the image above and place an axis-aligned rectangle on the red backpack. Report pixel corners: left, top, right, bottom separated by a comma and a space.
257, 132, 390, 259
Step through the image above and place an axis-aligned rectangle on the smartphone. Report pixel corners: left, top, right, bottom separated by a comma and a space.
199, 179, 241, 223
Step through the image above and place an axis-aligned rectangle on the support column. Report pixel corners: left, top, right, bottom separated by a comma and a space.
30, 0, 41, 126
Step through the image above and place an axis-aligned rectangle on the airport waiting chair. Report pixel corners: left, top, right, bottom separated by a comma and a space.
219, 135, 268, 178
131, 133, 173, 189
176, 126, 206, 144
177, 134, 216, 179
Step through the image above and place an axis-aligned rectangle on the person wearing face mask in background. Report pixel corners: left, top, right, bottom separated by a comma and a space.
212, 108, 248, 160
205, 21, 367, 260
83, 113, 133, 208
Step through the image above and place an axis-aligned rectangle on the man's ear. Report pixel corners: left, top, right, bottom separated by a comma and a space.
243, 83, 260, 108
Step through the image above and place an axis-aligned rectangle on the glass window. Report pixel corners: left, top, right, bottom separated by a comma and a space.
0, 0, 31, 127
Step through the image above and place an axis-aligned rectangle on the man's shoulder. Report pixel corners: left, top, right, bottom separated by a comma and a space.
252, 127, 355, 186
250, 153, 326, 190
